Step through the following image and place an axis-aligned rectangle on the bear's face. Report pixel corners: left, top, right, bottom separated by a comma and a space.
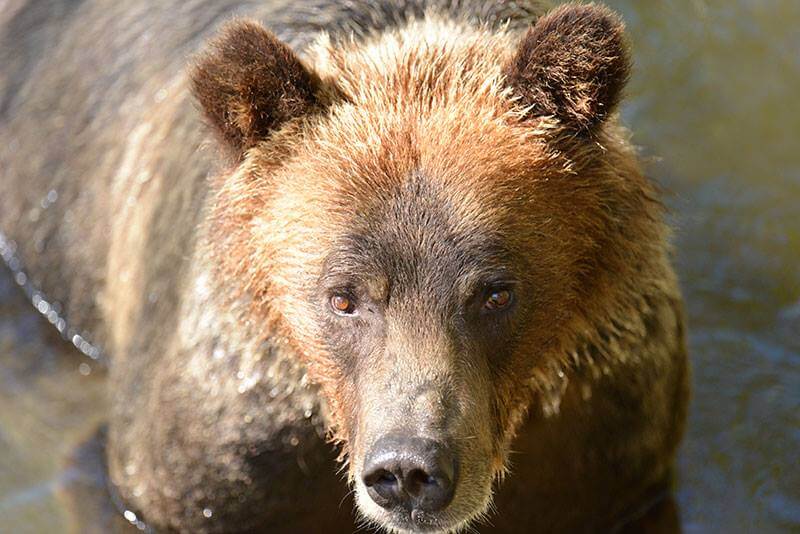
194, 5, 632, 532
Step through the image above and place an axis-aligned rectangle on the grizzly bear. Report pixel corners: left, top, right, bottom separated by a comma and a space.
0, 1, 689, 532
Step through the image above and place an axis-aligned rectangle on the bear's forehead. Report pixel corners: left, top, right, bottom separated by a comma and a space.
309, 16, 519, 113
317, 173, 519, 298
278, 17, 559, 222
291, 102, 553, 242
269, 83, 555, 294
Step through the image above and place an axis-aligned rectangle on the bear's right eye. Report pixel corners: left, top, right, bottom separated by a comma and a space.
330, 294, 357, 316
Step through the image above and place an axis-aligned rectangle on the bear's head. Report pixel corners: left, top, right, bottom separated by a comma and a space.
192, 4, 658, 532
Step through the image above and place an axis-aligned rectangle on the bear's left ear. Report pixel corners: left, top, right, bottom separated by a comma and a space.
503, 3, 630, 135
191, 19, 323, 157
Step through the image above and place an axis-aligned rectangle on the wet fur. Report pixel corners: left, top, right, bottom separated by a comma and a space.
0, 1, 688, 532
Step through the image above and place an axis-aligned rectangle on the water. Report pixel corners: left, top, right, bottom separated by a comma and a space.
610, 0, 800, 530
1, 0, 798, 531
0, 268, 109, 532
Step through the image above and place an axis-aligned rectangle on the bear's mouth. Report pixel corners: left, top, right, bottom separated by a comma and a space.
380, 508, 458, 533
358, 500, 472, 534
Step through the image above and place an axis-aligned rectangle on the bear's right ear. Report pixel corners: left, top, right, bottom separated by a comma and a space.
191, 20, 322, 156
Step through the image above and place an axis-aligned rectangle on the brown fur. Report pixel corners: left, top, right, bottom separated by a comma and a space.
0, 1, 688, 532
204, 5, 658, 447
194, 5, 687, 532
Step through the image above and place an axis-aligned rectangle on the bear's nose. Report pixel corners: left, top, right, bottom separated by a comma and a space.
362, 435, 456, 513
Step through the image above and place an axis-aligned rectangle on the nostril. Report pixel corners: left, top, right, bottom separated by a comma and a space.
378, 471, 397, 484
404, 464, 455, 512
364, 468, 397, 488
405, 468, 435, 492
362, 466, 403, 509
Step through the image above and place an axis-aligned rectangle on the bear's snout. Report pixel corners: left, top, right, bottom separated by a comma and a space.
362, 434, 457, 514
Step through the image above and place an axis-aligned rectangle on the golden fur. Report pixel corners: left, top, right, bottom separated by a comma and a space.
192, 4, 688, 531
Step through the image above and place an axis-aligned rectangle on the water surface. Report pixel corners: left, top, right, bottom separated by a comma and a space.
1, 0, 798, 531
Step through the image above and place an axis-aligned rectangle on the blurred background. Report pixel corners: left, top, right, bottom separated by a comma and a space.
1, 0, 798, 532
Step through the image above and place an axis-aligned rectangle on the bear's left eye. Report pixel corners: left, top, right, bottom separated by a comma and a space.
330, 294, 357, 316
483, 288, 513, 311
